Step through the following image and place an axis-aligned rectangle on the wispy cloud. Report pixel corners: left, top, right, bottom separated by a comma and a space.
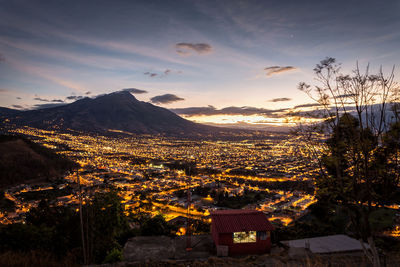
122, 88, 148, 94
33, 103, 67, 109
269, 97, 292, 102
0, 38, 155, 73
0, 10, 197, 68
55, 34, 194, 66
150, 94, 185, 104
66, 95, 84, 101
144, 72, 158, 78
175, 43, 213, 55
171, 105, 288, 117
337, 93, 358, 99
294, 103, 323, 109
5, 57, 87, 93
144, 69, 181, 78
264, 66, 296, 76
34, 97, 64, 103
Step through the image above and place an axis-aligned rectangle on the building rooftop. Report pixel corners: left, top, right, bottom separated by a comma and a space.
281, 234, 370, 254
211, 209, 274, 233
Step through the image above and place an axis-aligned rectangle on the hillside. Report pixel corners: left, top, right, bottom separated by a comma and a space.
0, 135, 78, 187
0, 107, 21, 117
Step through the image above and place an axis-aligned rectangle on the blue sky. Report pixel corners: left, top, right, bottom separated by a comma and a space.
1, 0, 400, 127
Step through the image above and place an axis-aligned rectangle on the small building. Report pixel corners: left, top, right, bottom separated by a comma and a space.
211, 210, 274, 256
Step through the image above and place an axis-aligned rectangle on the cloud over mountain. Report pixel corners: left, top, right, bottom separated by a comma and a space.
66, 95, 84, 101
122, 88, 148, 94
33, 103, 67, 109
171, 105, 287, 117
264, 66, 296, 76
175, 43, 212, 55
34, 97, 64, 103
150, 94, 185, 104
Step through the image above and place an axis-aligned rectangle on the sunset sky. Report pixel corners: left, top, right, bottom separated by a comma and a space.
1, 0, 400, 128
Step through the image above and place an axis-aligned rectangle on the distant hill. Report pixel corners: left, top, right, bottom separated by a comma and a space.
0, 135, 78, 187
0, 107, 21, 117
1, 91, 225, 136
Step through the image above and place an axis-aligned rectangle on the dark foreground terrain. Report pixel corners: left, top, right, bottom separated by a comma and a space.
0, 135, 77, 187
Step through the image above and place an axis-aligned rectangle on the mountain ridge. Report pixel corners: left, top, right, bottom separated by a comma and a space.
0, 91, 223, 136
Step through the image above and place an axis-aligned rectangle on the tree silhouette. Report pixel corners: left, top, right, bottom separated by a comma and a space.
298, 58, 400, 267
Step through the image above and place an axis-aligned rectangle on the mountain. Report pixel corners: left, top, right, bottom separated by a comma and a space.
0, 135, 78, 187
0, 107, 22, 117
1, 91, 220, 136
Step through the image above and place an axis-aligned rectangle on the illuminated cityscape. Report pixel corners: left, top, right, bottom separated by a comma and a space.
1, 0, 400, 265
1, 126, 317, 226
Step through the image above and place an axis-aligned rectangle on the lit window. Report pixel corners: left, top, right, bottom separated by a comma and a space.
233, 231, 257, 243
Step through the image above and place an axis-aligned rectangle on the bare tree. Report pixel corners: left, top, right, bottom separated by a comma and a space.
298, 58, 400, 267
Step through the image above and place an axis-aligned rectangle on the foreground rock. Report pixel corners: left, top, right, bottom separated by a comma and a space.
123, 236, 176, 262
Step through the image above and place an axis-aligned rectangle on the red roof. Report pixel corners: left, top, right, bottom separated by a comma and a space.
211, 209, 274, 233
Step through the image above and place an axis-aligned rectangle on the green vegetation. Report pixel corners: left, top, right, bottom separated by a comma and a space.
84, 188, 129, 263
176, 177, 314, 196
213, 188, 271, 209
139, 214, 177, 236
233, 177, 314, 194
369, 209, 397, 233
0, 187, 181, 265
17, 186, 73, 201
174, 186, 272, 209
164, 160, 197, 175
103, 247, 123, 264
0, 191, 15, 212
191, 219, 211, 234
0, 188, 125, 264
0, 203, 81, 258
274, 201, 347, 241
174, 185, 212, 198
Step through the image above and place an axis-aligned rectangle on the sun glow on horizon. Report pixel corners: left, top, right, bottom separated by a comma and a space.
182, 114, 323, 127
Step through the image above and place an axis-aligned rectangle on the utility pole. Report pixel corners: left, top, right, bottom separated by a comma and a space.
77, 171, 87, 264
186, 166, 192, 251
